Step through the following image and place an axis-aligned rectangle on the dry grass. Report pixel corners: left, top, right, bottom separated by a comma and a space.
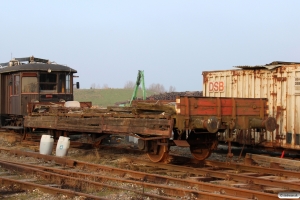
74, 88, 155, 107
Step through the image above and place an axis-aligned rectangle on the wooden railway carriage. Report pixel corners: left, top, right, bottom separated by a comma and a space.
0, 56, 78, 127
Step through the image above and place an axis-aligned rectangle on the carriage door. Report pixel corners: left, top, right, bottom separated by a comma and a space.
6, 75, 12, 114
10, 74, 20, 115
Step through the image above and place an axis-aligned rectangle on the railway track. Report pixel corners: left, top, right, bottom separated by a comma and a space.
0, 146, 298, 199
0, 148, 246, 199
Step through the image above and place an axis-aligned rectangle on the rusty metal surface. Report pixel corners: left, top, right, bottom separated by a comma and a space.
133, 157, 300, 191
175, 96, 276, 132
202, 63, 300, 149
173, 140, 190, 147
204, 159, 300, 179
0, 158, 249, 199
0, 160, 174, 200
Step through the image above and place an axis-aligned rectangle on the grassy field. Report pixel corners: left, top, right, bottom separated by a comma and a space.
74, 88, 155, 107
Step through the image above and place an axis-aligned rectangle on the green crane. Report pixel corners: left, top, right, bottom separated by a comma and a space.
129, 70, 146, 106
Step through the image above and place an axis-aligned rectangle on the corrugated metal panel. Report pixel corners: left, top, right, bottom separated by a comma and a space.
202, 64, 300, 150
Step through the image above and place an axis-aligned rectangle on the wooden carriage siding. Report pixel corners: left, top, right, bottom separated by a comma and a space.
0, 57, 78, 129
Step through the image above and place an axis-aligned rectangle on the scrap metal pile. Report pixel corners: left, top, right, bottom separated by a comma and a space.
146, 91, 203, 100
115, 91, 202, 106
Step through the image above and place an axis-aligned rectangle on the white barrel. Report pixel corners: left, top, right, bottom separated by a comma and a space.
40, 135, 54, 155
56, 136, 70, 157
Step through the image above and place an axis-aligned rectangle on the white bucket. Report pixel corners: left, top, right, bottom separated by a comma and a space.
56, 136, 70, 157
40, 135, 54, 155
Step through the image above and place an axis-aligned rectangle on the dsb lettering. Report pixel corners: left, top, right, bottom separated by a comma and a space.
209, 81, 224, 92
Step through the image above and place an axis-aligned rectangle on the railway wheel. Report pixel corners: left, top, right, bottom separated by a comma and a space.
188, 132, 218, 161
147, 139, 169, 162
190, 143, 215, 160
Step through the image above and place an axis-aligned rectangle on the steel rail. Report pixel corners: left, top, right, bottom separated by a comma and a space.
204, 160, 300, 178
0, 159, 247, 200
0, 177, 106, 200
0, 149, 278, 200
1, 158, 278, 200
0, 160, 175, 200
130, 159, 300, 191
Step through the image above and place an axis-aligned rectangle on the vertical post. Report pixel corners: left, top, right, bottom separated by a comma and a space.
217, 97, 221, 120
260, 98, 264, 119
184, 96, 190, 129
0, 75, 2, 127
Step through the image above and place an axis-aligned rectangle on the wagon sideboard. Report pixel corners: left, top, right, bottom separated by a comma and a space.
24, 112, 173, 138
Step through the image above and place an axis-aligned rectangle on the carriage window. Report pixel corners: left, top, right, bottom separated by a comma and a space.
39, 73, 57, 93
57, 74, 71, 93
13, 75, 20, 95
22, 77, 38, 93
58, 74, 65, 93
66, 74, 70, 93
22, 73, 38, 93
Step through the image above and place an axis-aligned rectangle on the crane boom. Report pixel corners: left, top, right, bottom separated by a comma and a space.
130, 70, 146, 106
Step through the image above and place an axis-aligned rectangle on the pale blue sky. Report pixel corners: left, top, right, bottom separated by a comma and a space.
1, 1, 300, 91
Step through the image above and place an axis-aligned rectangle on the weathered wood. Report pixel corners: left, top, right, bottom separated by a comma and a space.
245, 153, 300, 169
24, 114, 172, 137
106, 106, 133, 112
134, 102, 176, 114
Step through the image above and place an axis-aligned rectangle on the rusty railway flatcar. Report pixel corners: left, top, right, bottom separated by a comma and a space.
0, 56, 79, 128
24, 96, 276, 162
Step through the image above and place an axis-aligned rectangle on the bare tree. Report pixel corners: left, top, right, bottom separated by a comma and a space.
102, 84, 109, 89
90, 83, 96, 89
124, 81, 135, 89
148, 83, 165, 94
169, 86, 176, 92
